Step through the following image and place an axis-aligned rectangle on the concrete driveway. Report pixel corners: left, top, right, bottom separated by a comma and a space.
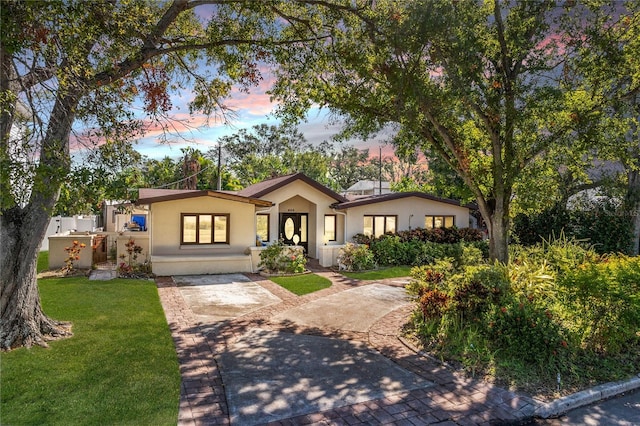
173, 274, 282, 322
173, 273, 433, 425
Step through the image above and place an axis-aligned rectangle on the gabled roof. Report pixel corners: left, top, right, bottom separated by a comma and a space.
136, 189, 273, 207
345, 180, 391, 192
238, 173, 349, 203
332, 191, 470, 209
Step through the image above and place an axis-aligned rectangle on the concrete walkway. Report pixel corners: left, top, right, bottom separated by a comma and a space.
156, 268, 543, 425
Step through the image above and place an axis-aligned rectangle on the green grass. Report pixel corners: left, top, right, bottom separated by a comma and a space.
37, 250, 49, 272
342, 265, 413, 280
1, 277, 180, 425
270, 273, 332, 295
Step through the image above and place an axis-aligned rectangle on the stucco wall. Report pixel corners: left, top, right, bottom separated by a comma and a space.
259, 180, 343, 258
48, 233, 97, 269
343, 197, 470, 240
116, 232, 149, 265
149, 196, 256, 256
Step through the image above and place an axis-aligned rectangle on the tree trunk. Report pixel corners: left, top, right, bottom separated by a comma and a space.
1, 207, 72, 350
477, 194, 510, 264
1, 90, 79, 350
487, 210, 509, 263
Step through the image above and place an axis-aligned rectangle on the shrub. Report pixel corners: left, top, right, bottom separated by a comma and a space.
370, 235, 404, 265
406, 260, 451, 297
450, 265, 509, 320
512, 200, 634, 255
258, 239, 307, 274
557, 255, 640, 354
117, 239, 152, 278
419, 289, 450, 320
61, 240, 86, 275
486, 300, 569, 368
336, 242, 376, 271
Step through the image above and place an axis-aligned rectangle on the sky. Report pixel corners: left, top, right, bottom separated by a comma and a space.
129, 69, 395, 161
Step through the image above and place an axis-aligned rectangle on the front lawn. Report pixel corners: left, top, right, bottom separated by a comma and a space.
342, 265, 412, 280
1, 277, 180, 425
270, 273, 332, 295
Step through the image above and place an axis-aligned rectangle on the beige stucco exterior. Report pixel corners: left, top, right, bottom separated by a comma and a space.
144, 195, 262, 275
48, 233, 99, 269
342, 196, 470, 241
256, 180, 347, 259
137, 175, 475, 274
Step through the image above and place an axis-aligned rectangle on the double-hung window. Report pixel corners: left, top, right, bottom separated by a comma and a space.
181, 213, 229, 245
363, 215, 397, 238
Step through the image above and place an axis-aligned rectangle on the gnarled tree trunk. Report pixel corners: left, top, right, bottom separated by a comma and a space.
0, 206, 72, 350
1, 90, 79, 350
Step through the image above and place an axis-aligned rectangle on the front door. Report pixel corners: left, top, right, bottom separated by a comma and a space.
280, 213, 308, 253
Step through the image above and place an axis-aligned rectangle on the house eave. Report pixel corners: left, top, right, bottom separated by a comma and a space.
136, 190, 273, 207
331, 192, 469, 210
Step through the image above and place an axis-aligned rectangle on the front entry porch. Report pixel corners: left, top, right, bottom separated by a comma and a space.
280, 212, 308, 254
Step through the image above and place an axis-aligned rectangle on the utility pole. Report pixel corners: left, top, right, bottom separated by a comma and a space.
217, 143, 222, 191
379, 146, 382, 195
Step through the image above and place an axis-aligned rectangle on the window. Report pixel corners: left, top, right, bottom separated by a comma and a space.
363, 215, 397, 238
181, 213, 229, 244
324, 215, 336, 242
425, 215, 455, 229
256, 214, 269, 243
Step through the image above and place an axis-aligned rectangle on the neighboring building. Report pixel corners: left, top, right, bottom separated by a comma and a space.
343, 180, 391, 196
135, 173, 475, 275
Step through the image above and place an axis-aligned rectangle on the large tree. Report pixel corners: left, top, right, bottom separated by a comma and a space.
270, 0, 632, 262
0, 0, 349, 350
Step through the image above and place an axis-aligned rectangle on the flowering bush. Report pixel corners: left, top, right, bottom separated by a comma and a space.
117, 239, 151, 278
336, 242, 375, 271
61, 240, 86, 275
258, 239, 307, 274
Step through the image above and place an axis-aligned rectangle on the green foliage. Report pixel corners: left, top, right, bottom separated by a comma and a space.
336, 242, 376, 272
557, 255, 640, 354
2, 277, 180, 425
352, 227, 487, 268
486, 300, 569, 368
259, 240, 307, 274
407, 237, 640, 391
512, 201, 634, 255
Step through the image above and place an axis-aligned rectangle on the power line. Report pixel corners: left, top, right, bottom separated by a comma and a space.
152, 164, 214, 189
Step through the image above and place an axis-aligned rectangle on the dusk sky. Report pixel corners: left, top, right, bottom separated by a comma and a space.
128, 68, 394, 161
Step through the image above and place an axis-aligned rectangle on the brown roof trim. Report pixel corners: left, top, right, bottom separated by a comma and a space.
238, 173, 349, 203
136, 190, 273, 207
331, 192, 471, 209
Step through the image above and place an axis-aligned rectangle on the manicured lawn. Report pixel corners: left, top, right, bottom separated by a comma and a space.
1, 277, 180, 425
37, 250, 49, 272
270, 273, 332, 295
342, 265, 413, 280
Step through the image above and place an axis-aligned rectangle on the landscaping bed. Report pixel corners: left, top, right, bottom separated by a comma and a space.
404, 237, 640, 401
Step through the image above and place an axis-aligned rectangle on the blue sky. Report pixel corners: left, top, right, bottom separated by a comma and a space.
127, 67, 393, 160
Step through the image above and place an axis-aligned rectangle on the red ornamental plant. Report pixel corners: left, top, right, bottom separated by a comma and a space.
62, 240, 86, 275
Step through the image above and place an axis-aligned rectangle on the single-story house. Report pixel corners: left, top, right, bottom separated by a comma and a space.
135, 173, 474, 275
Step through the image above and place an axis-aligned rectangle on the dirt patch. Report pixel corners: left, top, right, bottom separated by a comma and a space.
37, 269, 91, 279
